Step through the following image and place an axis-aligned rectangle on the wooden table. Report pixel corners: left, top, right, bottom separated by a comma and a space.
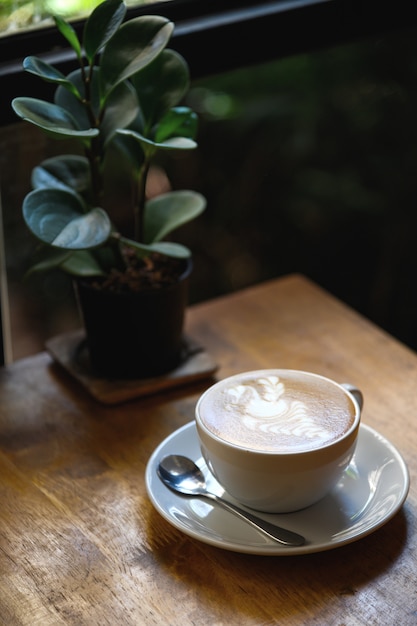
0, 274, 415, 625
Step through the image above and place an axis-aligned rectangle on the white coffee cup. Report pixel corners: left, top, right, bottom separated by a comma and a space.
195, 369, 362, 513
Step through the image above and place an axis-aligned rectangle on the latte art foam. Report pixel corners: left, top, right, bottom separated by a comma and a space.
198, 370, 356, 452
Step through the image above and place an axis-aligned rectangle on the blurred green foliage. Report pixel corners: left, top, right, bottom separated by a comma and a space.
0, 0, 152, 33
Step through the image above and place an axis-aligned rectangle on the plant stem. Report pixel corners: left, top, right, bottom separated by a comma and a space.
134, 156, 151, 243
108, 233, 128, 270
85, 142, 104, 207
82, 60, 104, 208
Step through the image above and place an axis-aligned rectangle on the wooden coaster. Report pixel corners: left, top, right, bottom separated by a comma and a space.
46, 329, 218, 404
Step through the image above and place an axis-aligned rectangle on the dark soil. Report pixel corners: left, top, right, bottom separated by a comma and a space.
87, 252, 186, 295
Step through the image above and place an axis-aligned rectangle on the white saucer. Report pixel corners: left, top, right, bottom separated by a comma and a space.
145, 422, 409, 555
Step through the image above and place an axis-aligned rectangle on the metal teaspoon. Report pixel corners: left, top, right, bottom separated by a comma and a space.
157, 454, 305, 546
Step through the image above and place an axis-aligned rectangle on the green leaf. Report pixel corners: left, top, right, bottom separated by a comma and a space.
131, 49, 190, 128
31, 155, 91, 196
117, 128, 197, 154
99, 15, 174, 101
121, 237, 191, 259
101, 80, 139, 144
84, 0, 126, 63
27, 247, 105, 277
54, 15, 82, 59
154, 107, 198, 143
144, 190, 206, 244
147, 241, 191, 258
60, 250, 106, 276
11, 97, 99, 139
23, 188, 111, 249
23, 56, 81, 99
26, 246, 74, 275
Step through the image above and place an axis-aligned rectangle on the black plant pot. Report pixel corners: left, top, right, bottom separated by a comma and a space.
75, 259, 192, 379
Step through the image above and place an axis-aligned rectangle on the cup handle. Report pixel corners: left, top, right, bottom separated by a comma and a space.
341, 383, 363, 412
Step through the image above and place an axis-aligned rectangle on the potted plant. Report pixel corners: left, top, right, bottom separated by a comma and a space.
11, 0, 206, 379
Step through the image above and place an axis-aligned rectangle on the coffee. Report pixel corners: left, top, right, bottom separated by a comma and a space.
198, 370, 356, 453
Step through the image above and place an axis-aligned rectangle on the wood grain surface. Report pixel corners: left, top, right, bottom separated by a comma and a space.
0, 274, 415, 625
